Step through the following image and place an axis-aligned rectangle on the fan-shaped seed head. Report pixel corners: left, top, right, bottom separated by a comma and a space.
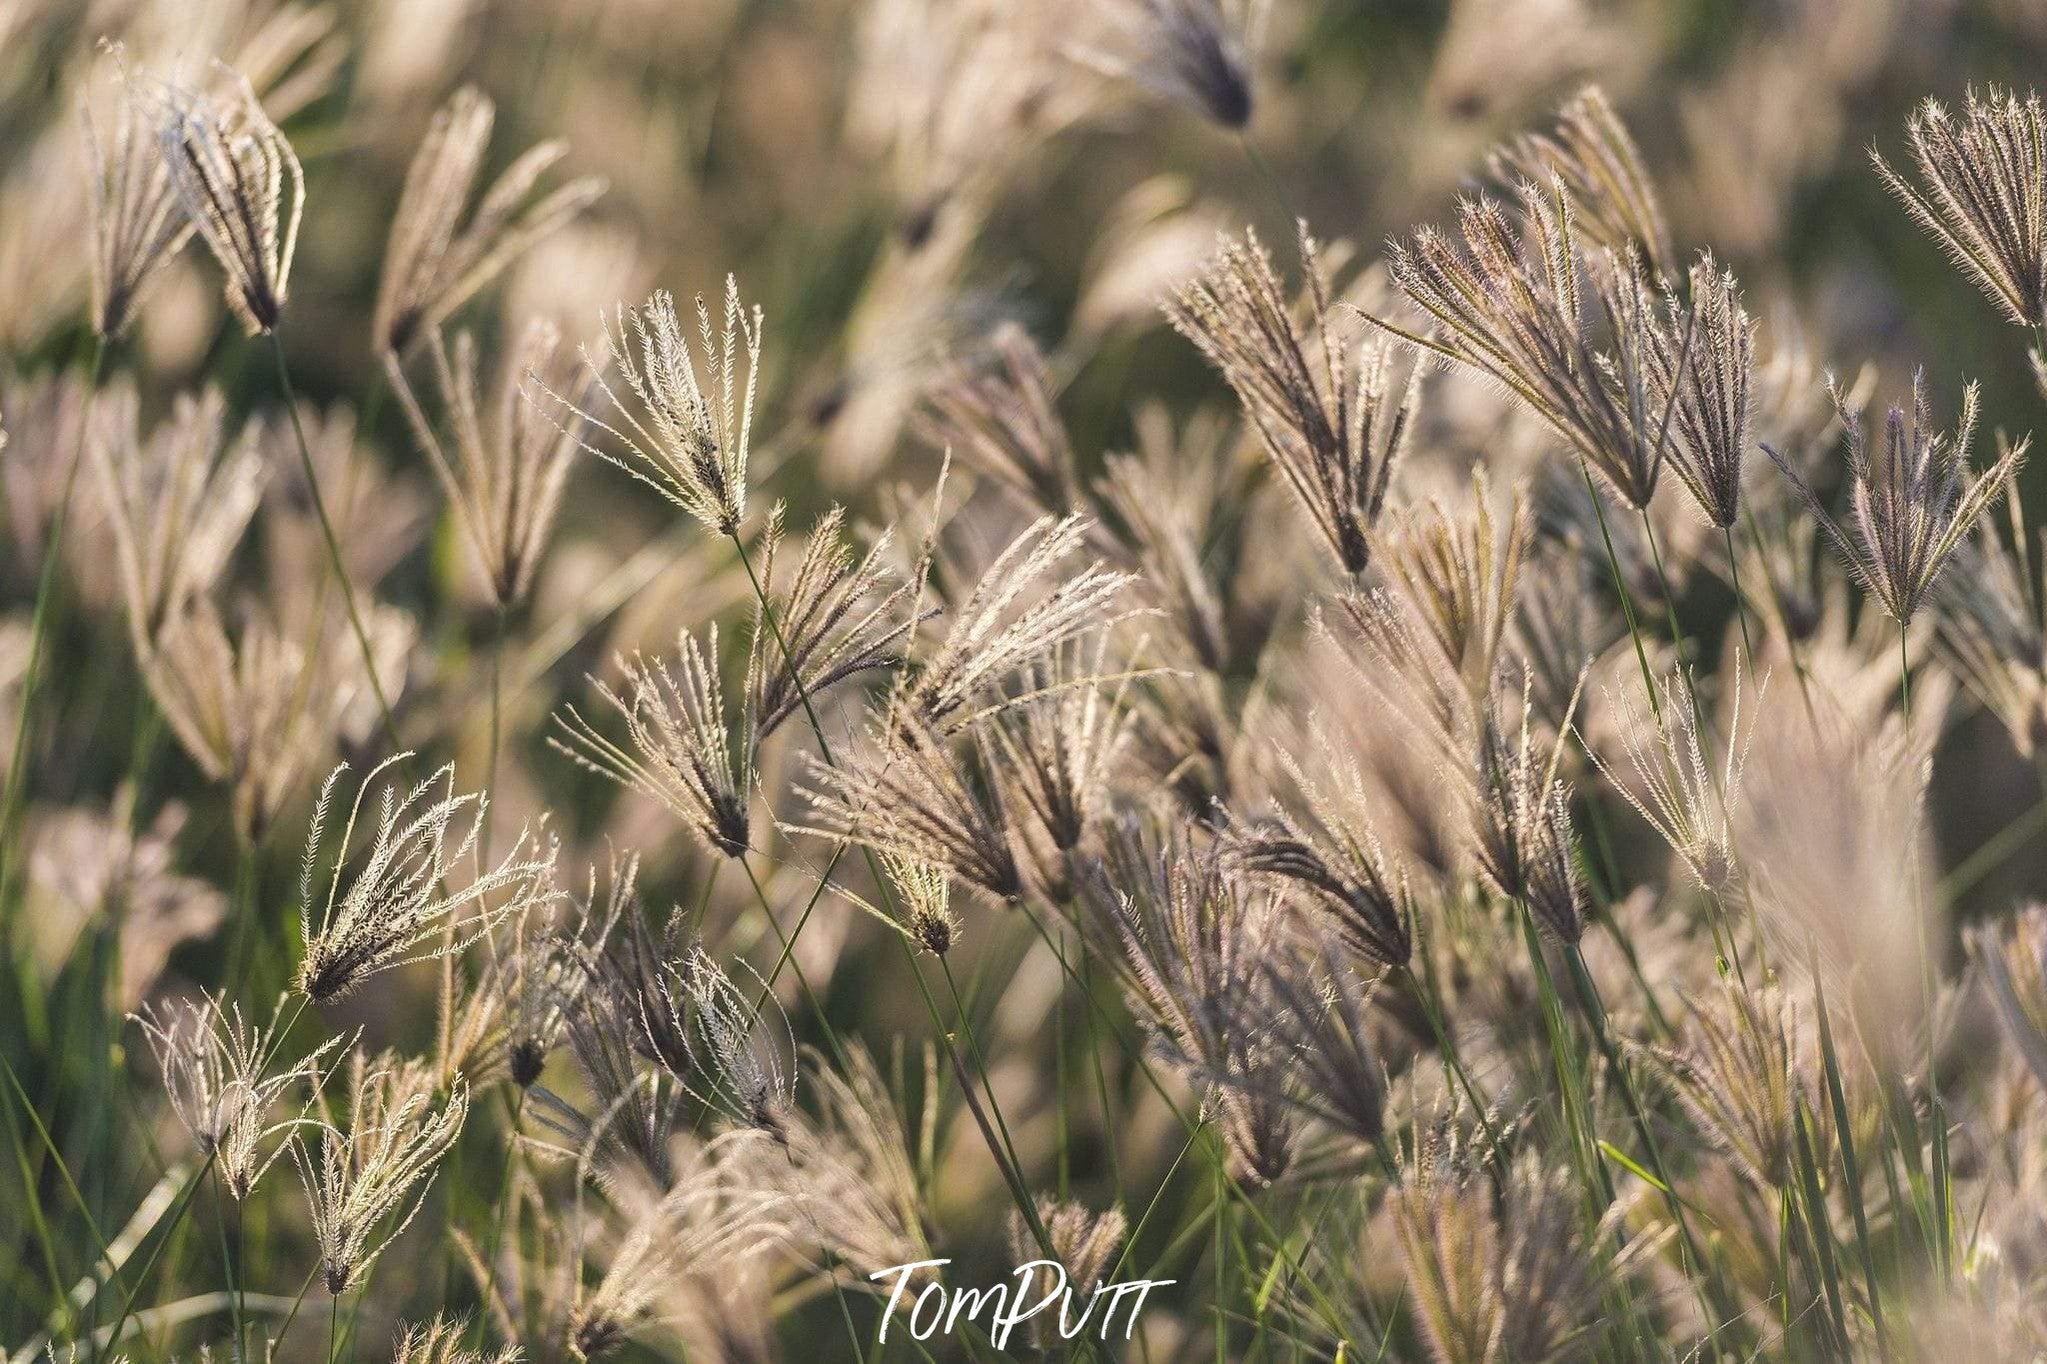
1874, 88, 2047, 332
1766, 370, 2027, 626
155, 67, 303, 335
541, 278, 762, 536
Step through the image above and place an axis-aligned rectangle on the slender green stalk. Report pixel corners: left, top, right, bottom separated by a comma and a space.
1811, 957, 1888, 1361
1213, 1153, 1228, 1364
1078, 946, 1123, 1189
1724, 525, 1757, 662
746, 840, 846, 1015
121, 688, 166, 835
0, 334, 108, 905
1738, 503, 1821, 728
1638, 505, 1688, 663
1517, 909, 1613, 1207
210, 1168, 243, 1364
1792, 1103, 1850, 1351
2, 1068, 73, 1336
1896, 620, 1954, 1282
1054, 949, 1069, 1196
1564, 945, 1731, 1333
1, 1050, 116, 1262
1577, 458, 1663, 723
937, 955, 1037, 1230
1393, 963, 1504, 1173
470, 1089, 526, 1350
1897, 625, 1912, 728
266, 331, 400, 748
266, 1266, 320, 1359
921, 949, 1052, 1257
100, 1147, 217, 1364
482, 601, 508, 866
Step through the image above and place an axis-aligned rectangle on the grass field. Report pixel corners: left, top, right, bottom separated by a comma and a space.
5, 1, 2047, 1360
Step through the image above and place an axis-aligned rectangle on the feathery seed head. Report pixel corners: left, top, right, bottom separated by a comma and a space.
293, 1058, 469, 1294
748, 1043, 934, 1284
791, 709, 1022, 902
1112, 827, 1296, 1182
1094, 403, 1253, 673
375, 84, 605, 356
155, 68, 302, 335
1736, 702, 1935, 1047
1381, 471, 1530, 705
435, 853, 602, 1092
144, 600, 413, 845
549, 937, 690, 1186
1008, 1196, 1127, 1290
1489, 84, 1673, 276
1166, 222, 1414, 575
91, 384, 265, 650
1084, 0, 1260, 128
1004, 1197, 1129, 1349
84, 44, 194, 337
746, 503, 920, 738
679, 949, 796, 1139
31, 796, 226, 1010
392, 321, 589, 607
567, 1143, 786, 1359
1469, 675, 1583, 944
917, 323, 1077, 517
552, 626, 756, 858
885, 853, 961, 956
133, 992, 343, 1200
503, 852, 633, 1090
907, 512, 1137, 729
1259, 940, 1389, 1149
1643, 981, 1812, 1191
982, 635, 1139, 895
1874, 88, 2047, 332
1233, 741, 1414, 968
551, 279, 762, 535
1649, 254, 1757, 529
1767, 370, 2027, 626
1382, 181, 1669, 510
1587, 654, 1762, 896
1935, 482, 2047, 755
389, 1316, 519, 1364
296, 756, 560, 1004
1395, 1144, 1619, 1364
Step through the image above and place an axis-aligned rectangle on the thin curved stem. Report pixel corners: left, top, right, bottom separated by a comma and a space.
1724, 524, 1756, 662
266, 1266, 319, 1359
1578, 458, 1663, 723
483, 600, 508, 866
99, 1148, 217, 1364
209, 1168, 242, 1364
470, 1089, 525, 1350
1898, 622, 1912, 730
266, 332, 400, 748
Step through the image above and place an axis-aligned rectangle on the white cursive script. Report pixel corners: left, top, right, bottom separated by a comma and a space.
868, 1258, 1174, 1349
